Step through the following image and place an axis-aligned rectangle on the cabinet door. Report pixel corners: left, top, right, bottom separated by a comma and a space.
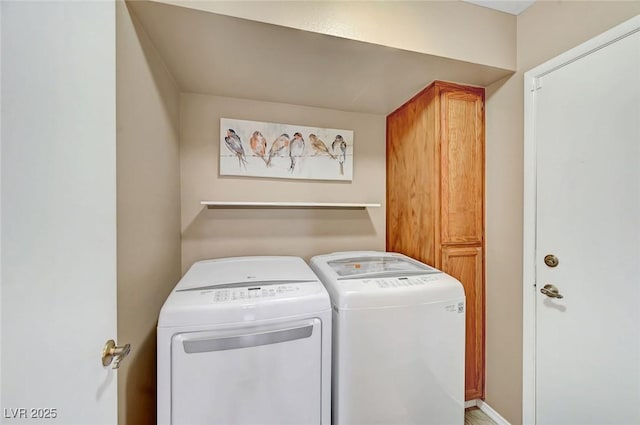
441, 245, 484, 400
440, 87, 484, 244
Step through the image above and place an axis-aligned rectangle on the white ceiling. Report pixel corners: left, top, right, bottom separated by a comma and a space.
129, 1, 513, 115
463, 0, 536, 15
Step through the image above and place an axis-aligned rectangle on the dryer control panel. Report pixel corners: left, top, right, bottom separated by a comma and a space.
176, 279, 321, 304
211, 285, 301, 302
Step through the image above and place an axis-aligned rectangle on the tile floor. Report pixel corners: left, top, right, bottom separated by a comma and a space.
465, 407, 498, 425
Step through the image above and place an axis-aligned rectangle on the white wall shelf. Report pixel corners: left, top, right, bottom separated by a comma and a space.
201, 201, 381, 209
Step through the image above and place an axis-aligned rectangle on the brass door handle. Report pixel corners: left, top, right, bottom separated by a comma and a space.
544, 254, 559, 267
102, 340, 131, 369
541, 284, 564, 299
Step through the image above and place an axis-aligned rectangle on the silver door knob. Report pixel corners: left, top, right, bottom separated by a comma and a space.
541, 284, 564, 299
102, 339, 131, 369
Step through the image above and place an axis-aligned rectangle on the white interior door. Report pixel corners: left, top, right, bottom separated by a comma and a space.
528, 21, 640, 425
1, 2, 118, 423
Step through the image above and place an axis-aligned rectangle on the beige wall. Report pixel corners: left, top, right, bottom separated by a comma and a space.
116, 1, 640, 424
180, 93, 385, 271
155, 0, 516, 71
116, 2, 182, 424
484, 3, 640, 424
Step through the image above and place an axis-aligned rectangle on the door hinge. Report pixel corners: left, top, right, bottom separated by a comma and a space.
532, 78, 543, 91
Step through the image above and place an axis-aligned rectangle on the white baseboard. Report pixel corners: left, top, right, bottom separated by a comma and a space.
477, 400, 511, 425
464, 399, 479, 408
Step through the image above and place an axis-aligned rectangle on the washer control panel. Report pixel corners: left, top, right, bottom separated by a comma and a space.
210, 284, 302, 303
364, 275, 440, 289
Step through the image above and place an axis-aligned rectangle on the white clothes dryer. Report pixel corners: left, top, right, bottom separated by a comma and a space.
157, 256, 332, 425
310, 251, 465, 425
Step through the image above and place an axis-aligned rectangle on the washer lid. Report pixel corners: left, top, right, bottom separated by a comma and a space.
326, 255, 439, 279
310, 251, 464, 310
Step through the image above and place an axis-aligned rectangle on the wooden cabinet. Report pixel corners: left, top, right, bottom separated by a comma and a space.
387, 81, 485, 400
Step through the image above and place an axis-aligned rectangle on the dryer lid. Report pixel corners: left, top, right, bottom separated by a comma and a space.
158, 256, 331, 327
174, 256, 320, 291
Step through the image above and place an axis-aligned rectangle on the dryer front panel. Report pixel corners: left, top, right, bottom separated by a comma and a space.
170, 318, 322, 425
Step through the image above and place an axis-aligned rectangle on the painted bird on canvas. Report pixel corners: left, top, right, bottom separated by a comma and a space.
289, 132, 305, 172
332, 134, 348, 175
225, 129, 247, 169
309, 134, 336, 159
266, 133, 290, 167
249, 130, 268, 164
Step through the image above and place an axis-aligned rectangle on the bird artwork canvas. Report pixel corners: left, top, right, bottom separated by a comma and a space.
219, 118, 354, 181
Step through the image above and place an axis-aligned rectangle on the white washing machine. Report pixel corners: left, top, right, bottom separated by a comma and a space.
310, 251, 465, 425
157, 256, 332, 425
